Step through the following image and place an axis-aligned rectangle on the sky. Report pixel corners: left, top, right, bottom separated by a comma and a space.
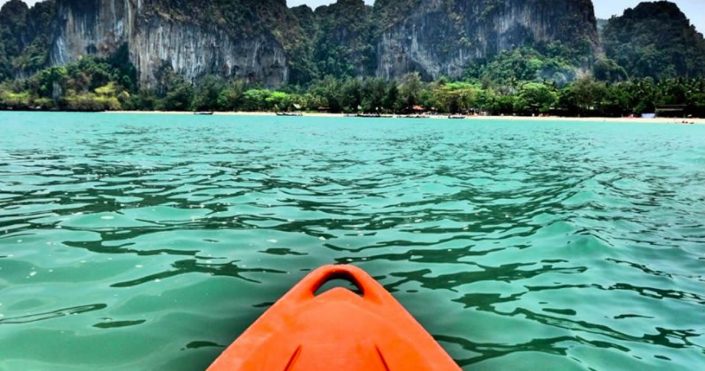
3, 0, 704, 32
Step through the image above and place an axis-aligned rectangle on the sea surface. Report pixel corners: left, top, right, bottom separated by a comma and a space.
0, 112, 704, 370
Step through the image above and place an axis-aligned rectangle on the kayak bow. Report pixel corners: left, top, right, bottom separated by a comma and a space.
208, 265, 459, 371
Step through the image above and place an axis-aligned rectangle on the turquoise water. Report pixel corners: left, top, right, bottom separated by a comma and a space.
0, 112, 704, 370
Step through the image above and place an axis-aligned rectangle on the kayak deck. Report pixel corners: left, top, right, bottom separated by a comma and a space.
208, 265, 459, 371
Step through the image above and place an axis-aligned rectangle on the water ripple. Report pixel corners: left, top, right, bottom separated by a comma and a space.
0, 113, 704, 370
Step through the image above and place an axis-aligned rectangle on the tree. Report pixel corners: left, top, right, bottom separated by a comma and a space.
340, 78, 362, 112
156, 76, 192, 111
241, 89, 273, 111
559, 78, 608, 116
398, 73, 424, 112
192, 75, 225, 111
431, 82, 480, 113
360, 78, 387, 113
516, 83, 558, 115
267, 91, 292, 112
593, 58, 628, 82
310, 76, 343, 112
384, 83, 400, 113
601, 83, 631, 117
29, 66, 67, 100
217, 79, 246, 111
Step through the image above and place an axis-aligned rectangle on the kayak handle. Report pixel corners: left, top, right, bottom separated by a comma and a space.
289, 265, 384, 304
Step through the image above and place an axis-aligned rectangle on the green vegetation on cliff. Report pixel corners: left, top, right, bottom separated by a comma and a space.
602, 1, 705, 79
0, 0, 54, 80
311, 0, 376, 79
465, 48, 578, 89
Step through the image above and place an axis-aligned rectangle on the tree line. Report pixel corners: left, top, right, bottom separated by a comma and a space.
1, 53, 704, 117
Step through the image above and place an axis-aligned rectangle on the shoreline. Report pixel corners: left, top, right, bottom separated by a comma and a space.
2, 109, 702, 125
104, 111, 705, 125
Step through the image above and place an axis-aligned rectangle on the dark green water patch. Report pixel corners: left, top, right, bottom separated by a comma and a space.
93, 319, 146, 329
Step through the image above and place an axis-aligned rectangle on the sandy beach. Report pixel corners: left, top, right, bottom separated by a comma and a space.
105, 111, 705, 125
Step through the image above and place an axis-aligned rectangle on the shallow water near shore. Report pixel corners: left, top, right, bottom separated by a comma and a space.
1, 112, 704, 370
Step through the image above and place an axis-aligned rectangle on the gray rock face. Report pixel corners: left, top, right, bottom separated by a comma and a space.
51, 0, 288, 87
48, 0, 600, 85
375, 0, 600, 80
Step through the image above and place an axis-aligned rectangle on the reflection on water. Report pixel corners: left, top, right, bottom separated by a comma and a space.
0, 113, 704, 370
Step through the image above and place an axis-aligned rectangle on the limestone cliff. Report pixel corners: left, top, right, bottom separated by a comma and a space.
310, 0, 376, 78
0, 0, 55, 79
51, 0, 291, 87
602, 1, 705, 79
10, 0, 603, 86
374, 0, 600, 80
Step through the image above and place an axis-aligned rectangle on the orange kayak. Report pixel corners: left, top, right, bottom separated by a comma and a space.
208, 265, 460, 371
